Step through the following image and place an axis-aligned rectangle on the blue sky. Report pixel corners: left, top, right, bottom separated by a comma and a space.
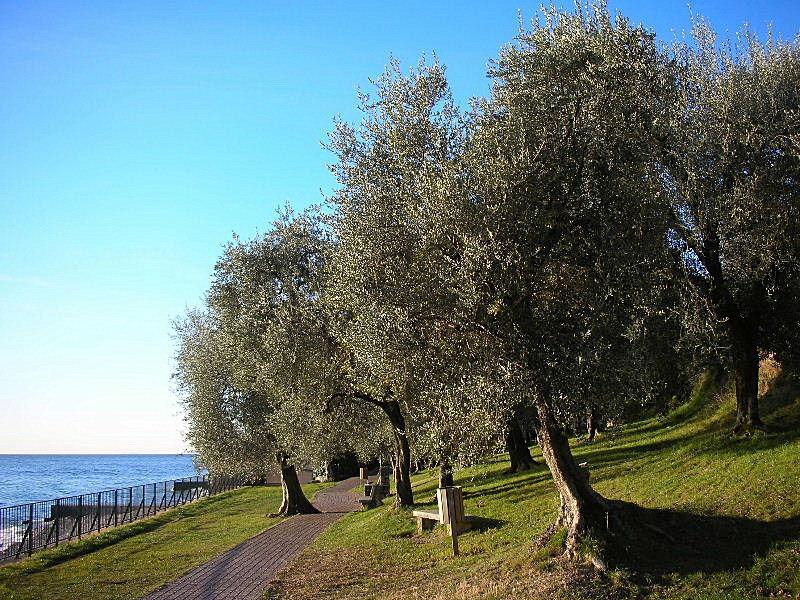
2, 1, 799, 453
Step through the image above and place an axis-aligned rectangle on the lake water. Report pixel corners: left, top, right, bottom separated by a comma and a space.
0, 454, 201, 507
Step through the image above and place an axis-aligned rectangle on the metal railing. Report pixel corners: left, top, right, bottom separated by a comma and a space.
0, 474, 243, 562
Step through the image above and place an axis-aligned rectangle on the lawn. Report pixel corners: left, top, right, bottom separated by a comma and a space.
269, 362, 800, 600
0, 482, 331, 600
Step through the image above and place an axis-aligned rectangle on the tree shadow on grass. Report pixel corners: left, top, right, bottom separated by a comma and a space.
459, 462, 549, 490
606, 501, 800, 583
461, 471, 553, 502
464, 516, 506, 533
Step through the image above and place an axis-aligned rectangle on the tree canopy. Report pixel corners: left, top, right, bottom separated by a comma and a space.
174, 0, 800, 560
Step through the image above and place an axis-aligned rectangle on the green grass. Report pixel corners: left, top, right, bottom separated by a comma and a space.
0, 482, 331, 600
270, 362, 800, 600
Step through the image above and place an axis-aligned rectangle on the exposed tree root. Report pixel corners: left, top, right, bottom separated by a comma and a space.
732, 417, 769, 435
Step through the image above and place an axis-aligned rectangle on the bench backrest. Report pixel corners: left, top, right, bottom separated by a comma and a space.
436, 486, 464, 525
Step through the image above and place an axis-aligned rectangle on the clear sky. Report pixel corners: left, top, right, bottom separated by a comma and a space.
1, 1, 799, 454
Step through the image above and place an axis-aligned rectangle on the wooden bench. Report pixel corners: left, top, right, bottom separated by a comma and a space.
412, 509, 441, 532
412, 486, 471, 535
358, 482, 384, 510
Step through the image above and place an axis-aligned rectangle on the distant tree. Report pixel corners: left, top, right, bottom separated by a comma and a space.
175, 209, 372, 516
173, 310, 320, 515
664, 23, 800, 432
212, 208, 416, 506
505, 403, 538, 472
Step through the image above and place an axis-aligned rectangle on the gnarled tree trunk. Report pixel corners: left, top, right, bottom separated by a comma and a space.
379, 399, 414, 507
701, 234, 764, 433
276, 455, 319, 516
535, 396, 609, 558
729, 323, 764, 433
506, 416, 536, 472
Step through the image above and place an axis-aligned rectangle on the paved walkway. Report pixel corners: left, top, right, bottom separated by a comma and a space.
145, 477, 363, 600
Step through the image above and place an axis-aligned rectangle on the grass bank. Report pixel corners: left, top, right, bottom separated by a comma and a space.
269, 362, 800, 600
0, 482, 330, 600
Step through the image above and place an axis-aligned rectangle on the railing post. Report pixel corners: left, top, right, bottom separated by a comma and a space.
77, 496, 83, 540
113, 490, 118, 527
96, 493, 101, 532
54, 498, 60, 546
27, 503, 33, 556
127, 487, 133, 522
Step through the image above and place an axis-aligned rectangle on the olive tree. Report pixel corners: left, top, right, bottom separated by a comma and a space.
176, 209, 370, 516
664, 23, 800, 432
173, 310, 277, 481
326, 58, 521, 494
455, 3, 675, 558
174, 308, 321, 515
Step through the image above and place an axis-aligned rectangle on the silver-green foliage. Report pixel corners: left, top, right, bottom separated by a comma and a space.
458, 2, 674, 424
326, 58, 517, 467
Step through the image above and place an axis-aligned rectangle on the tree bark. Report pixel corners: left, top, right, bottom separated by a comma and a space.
276, 455, 319, 516
698, 231, 765, 433
378, 399, 415, 507
535, 395, 609, 558
439, 462, 454, 488
506, 416, 536, 472
587, 406, 599, 443
730, 326, 764, 433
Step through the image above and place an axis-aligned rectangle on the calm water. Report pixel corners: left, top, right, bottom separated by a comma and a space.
0, 454, 201, 507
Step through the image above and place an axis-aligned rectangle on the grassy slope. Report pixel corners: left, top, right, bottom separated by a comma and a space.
0, 482, 331, 600
270, 362, 800, 600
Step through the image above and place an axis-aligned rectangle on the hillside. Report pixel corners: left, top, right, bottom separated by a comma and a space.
269, 361, 800, 600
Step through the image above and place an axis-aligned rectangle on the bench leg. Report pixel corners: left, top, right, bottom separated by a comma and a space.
417, 517, 437, 533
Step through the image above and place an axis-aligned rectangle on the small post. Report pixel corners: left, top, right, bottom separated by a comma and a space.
127, 487, 133, 522
359, 467, 367, 480
77, 496, 83, 540
27, 503, 33, 556
54, 499, 60, 546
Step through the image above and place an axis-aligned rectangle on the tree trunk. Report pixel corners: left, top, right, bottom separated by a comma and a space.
535, 396, 609, 558
506, 417, 536, 472
379, 399, 414, 507
699, 233, 764, 433
439, 462, 454, 488
276, 455, 319, 516
587, 406, 599, 443
729, 322, 764, 433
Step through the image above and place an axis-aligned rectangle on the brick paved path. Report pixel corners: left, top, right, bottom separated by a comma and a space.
145, 477, 362, 600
